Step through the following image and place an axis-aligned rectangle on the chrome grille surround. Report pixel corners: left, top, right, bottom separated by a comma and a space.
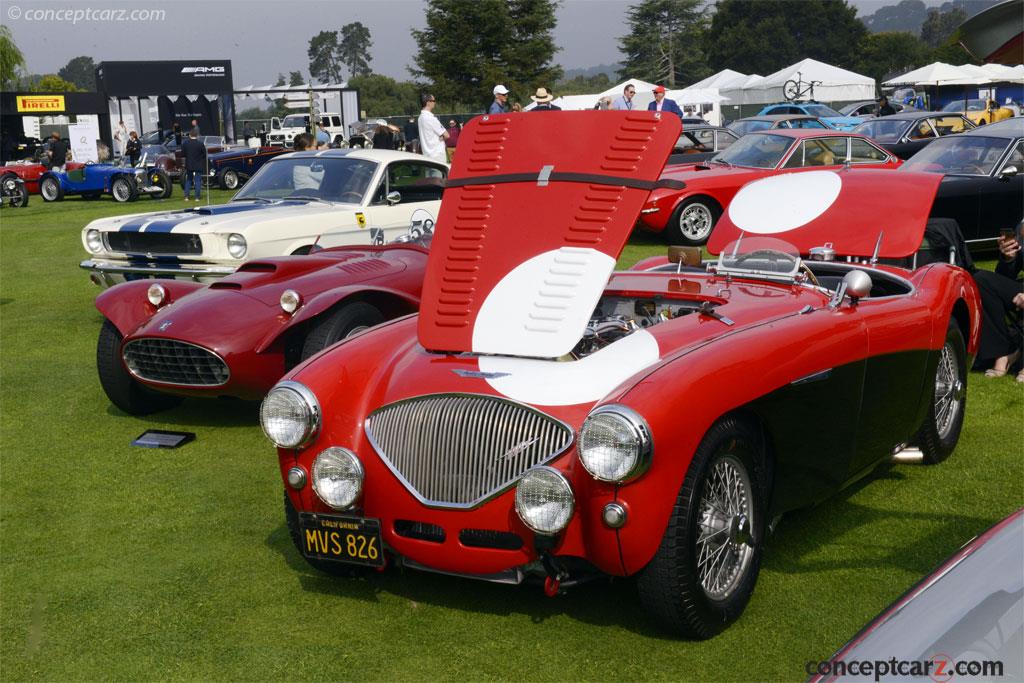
123, 338, 230, 387
365, 393, 575, 509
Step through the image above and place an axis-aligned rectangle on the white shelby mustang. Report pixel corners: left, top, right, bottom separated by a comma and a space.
80, 149, 447, 287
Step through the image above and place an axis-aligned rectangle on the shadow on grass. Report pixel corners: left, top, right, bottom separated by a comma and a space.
104, 396, 260, 428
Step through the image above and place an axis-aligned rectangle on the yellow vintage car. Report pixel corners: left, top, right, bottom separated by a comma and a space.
941, 98, 1015, 126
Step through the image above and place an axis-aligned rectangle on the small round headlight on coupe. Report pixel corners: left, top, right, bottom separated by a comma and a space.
515, 466, 574, 535
280, 289, 302, 314
86, 229, 103, 253
227, 233, 247, 259
312, 447, 364, 510
578, 405, 652, 483
146, 283, 167, 307
259, 381, 320, 449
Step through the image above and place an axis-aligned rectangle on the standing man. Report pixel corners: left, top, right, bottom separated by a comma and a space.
190, 118, 201, 137
417, 93, 449, 164
181, 130, 207, 202
47, 132, 69, 172
114, 120, 128, 158
612, 84, 637, 111
489, 85, 509, 114
648, 85, 684, 119
315, 121, 331, 148
530, 88, 562, 111
875, 96, 896, 117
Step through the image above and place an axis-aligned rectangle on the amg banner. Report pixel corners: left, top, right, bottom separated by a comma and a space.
95, 60, 234, 96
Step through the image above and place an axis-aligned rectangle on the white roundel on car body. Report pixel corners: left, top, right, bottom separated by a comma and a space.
478, 329, 660, 406
728, 170, 842, 234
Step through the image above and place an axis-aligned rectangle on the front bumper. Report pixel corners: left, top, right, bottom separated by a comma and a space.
81, 258, 236, 287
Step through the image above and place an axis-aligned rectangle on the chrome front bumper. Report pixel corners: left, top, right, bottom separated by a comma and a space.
80, 259, 236, 287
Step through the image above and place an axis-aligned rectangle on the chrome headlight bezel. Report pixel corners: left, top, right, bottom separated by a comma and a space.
146, 283, 167, 307
86, 229, 103, 253
578, 404, 653, 483
259, 380, 320, 449
280, 289, 302, 314
514, 466, 575, 535
311, 447, 364, 510
227, 233, 247, 259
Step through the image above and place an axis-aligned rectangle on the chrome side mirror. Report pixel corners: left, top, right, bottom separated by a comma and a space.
386, 190, 401, 205
999, 165, 1019, 180
829, 270, 873, 308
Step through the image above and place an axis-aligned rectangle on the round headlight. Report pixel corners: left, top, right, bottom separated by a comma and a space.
86, 229, 103, 254
146, 283, 167, 307
312, 447, 364, 510
259, 381, 320, 448
515, 466, 574, 535
280, 289, 302, 314
578, 405, 652, 483
227, 233, 247, 259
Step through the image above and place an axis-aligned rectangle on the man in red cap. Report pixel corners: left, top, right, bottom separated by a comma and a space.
647, 85, 684, 119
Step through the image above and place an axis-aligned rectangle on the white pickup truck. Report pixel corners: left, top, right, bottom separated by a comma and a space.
267, 113, 346, 147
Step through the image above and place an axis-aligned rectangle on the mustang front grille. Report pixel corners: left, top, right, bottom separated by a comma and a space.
106, 232, 203, 255
123, 339, 229, 386
365, 394, 574, 508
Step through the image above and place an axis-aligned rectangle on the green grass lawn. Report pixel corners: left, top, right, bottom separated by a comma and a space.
1, 193, 1021, 681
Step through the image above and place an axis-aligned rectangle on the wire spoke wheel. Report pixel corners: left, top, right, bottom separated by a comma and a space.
933, 340, 963, 440
112, 179, 132, 202
696, 454, 754, 600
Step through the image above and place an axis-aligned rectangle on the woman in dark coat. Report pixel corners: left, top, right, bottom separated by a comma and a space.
125, 131, 141, 166
973, 221, 1024, 380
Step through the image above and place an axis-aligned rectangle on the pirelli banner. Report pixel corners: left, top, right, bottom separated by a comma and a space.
16, 95, 65, 113
95, 60, 234, 96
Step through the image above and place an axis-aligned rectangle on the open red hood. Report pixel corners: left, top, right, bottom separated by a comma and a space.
418, 111, 680, 358
707, 168, 944, 258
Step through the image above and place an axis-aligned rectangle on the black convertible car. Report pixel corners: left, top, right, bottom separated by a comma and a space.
899, 117, 1022, 249
853, 112, 975, 159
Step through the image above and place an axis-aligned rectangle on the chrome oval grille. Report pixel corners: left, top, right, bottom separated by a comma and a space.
365, 394, 574, 508
123, 339, 229, 387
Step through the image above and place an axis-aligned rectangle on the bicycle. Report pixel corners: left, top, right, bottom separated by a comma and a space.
783, 72, 823, 102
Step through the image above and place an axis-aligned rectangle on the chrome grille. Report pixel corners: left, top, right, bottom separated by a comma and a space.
365, 394, 574, 508
123, 339, 229, 386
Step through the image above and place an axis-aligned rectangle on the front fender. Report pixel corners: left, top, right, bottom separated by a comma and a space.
254, 284, 420, 353
95, 279, 206, 336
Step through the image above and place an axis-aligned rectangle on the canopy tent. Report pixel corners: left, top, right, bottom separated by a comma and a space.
718, 74, 766, 105
883, 62, 987, 86
686, 69, 747, 90
980, 64, 1024, 83
751, 58, 875, 104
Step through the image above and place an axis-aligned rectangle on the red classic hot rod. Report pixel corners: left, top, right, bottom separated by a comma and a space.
260, 112, 980, 637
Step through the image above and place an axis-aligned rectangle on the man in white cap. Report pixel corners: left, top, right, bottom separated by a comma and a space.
489, 85, 509, 114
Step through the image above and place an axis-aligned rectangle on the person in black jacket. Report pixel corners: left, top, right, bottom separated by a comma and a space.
125, 131, 141, 166
875, 96, 896, 117
47, 132, 69, 171
974, 221, 1024, 380
181, 131, 207, 201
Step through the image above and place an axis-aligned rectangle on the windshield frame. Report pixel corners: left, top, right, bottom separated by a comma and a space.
231, 155, 381, 204
714, 234, 804, 284
713, 132, 794, 169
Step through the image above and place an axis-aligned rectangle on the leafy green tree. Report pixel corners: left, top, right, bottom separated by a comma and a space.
920, 7, 966, 48
289, 71, 305, 87
31, 74, 81, 92
705, 0, 867, 76
556, 72, 613, 96
0, 26, 26, 90
855, 31, 930, 84
58, 56, 96, 91
339, 22, 373, 79
619, 0, 709, 87
349, 74, 422, 117
308, 31, 343, 84
861, 0, 928, 34
412, 0, 561, 110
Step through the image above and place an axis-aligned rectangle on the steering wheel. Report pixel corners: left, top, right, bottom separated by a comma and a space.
799, 263, 821, 287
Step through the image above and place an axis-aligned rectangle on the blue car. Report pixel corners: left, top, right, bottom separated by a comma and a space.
756, 102, 864, 131
205, 145, 289, 190
39, 164, 172, 203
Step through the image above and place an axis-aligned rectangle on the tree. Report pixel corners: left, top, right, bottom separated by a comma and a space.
308, 31, 343, 84
58, 56, 96, 91
31, 74, 81, 92
920, 7, 966, 48
348, 74, 422, 117
339, 22, 373, 79
855, 31, 930, 84
619, 0, 709, 87
705, 0, 867, 76
0, 26, 26, 90
860, 0, 928, 34
412, 0, 561, 111
289, 70, 305, 87
556, 72, 613, 96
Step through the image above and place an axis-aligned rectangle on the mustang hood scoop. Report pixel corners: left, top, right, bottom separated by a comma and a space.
417, 111, 681, 358
707, 169, 944, 259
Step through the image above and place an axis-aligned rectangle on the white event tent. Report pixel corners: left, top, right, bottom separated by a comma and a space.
884, 62, 1024, 87
743, 58, 875, 105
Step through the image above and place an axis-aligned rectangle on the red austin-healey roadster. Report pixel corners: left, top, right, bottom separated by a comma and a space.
260, 112, 980, 637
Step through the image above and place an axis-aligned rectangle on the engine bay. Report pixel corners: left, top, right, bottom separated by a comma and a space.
571, 296, 710, 359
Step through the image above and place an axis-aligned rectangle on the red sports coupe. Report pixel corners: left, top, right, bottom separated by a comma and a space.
94, 227, 431, 415
260, 112, 980, 638
638, 128, 901, 246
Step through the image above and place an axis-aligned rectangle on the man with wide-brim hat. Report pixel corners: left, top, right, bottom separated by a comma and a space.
529, 87, 561, 112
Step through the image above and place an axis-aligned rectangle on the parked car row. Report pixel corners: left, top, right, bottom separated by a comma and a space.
77, 112, 993, 639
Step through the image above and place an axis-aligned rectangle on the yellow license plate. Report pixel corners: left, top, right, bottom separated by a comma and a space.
298, 513, 384, 567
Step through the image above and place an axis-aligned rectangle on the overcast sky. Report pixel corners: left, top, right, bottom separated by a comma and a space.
4, 0, 950, 86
